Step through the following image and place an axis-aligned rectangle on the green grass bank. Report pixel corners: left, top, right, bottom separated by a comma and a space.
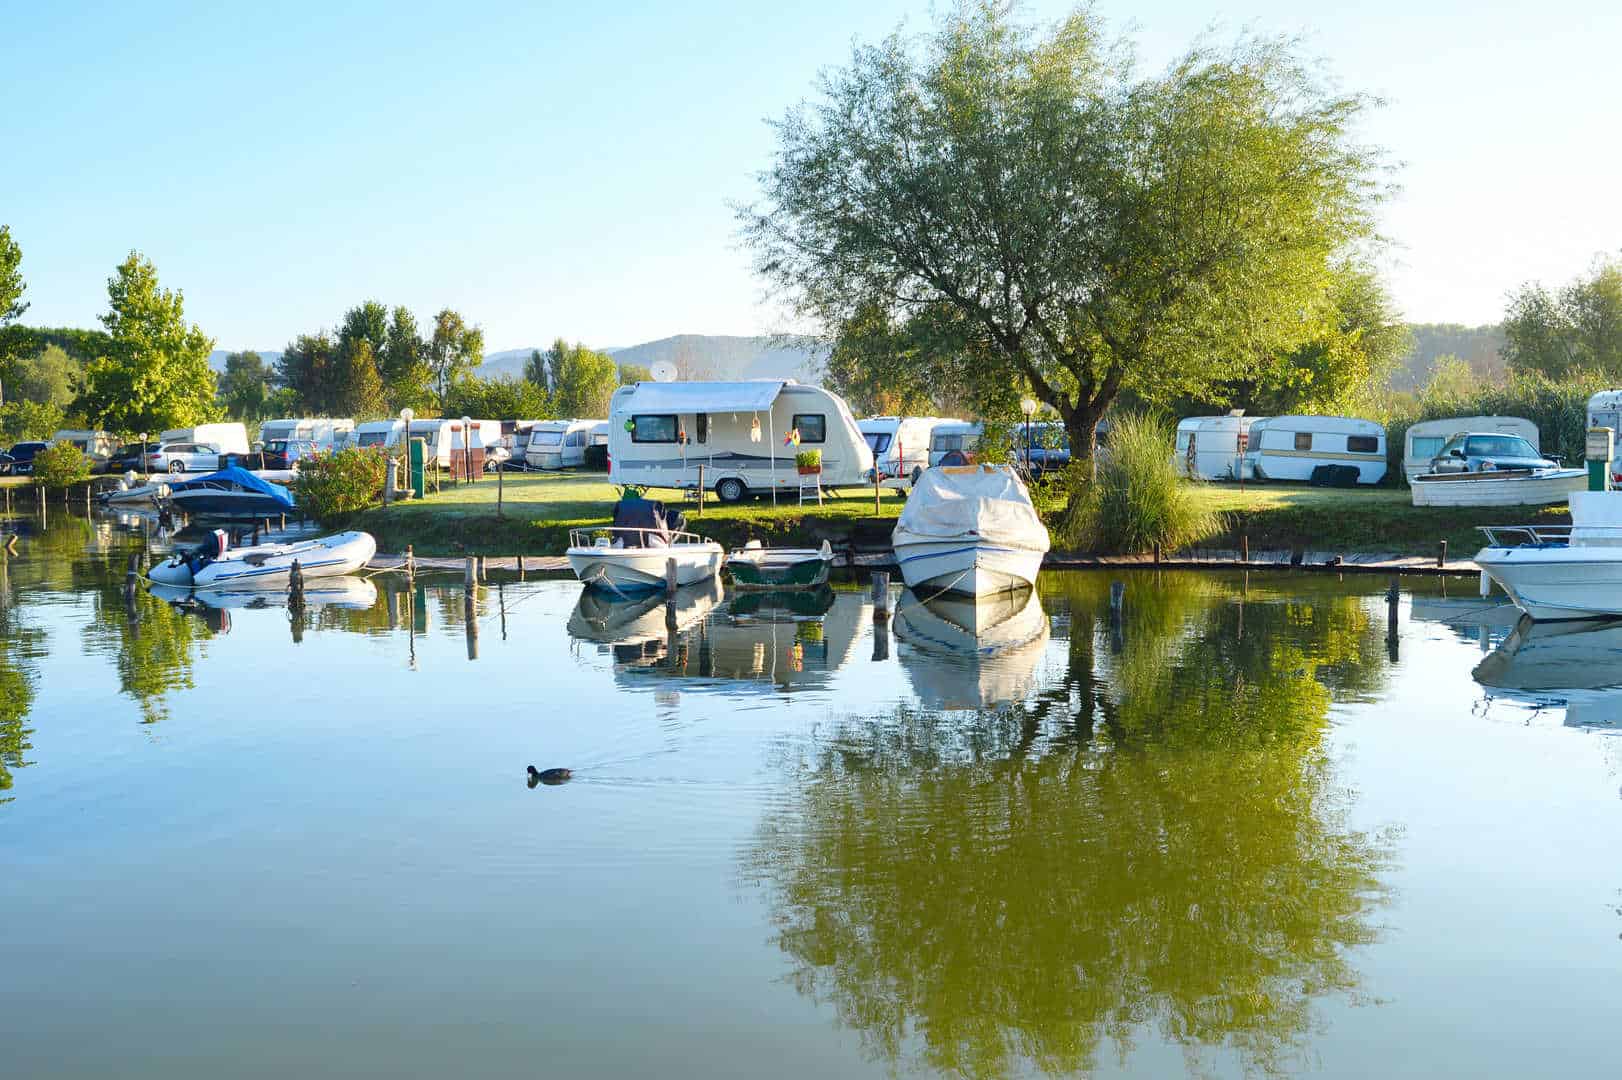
348, 471, 1568, 560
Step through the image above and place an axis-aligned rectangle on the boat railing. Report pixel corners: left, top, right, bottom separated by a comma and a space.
1478, 524, 1578, 548
569, 526, 714, 549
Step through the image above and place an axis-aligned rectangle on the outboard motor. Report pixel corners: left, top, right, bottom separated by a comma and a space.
149, 529, 230, 587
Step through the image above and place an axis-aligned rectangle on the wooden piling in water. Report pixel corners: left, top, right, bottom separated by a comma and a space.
516, 553, 524, 580
288, 559, 305, 611
464, 555, 476, 588
1109, 580, 1125, 622
1240, 535, 1249, 563
1152, 541, 1161, 566
405, 545, 415, 583
1437, 539, 1448, 569
665, 557, 678, 599
871, 571, 891, 618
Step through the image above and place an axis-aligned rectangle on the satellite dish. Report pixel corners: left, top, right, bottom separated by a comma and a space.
650, 360, 679, 383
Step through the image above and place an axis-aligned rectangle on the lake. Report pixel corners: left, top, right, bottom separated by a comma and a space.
3, 510, 1620, 1078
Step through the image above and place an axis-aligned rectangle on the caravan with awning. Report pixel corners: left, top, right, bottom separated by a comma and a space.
606, 379, 873, 502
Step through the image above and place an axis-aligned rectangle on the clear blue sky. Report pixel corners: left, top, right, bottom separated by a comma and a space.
4, 0, 1619, 353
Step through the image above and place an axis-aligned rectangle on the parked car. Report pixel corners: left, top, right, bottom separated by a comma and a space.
262, 438, 318, 470
5, 441, 50, 475
1428, 432, 1558, 475
148, 442, 221, 474
0, 449, 14, 475
105, 444, 151, 474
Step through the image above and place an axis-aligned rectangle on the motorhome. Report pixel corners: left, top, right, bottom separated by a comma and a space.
50, 430, 117, 471
524, 419, 603, 470
928, 421, 984, 467
1403, 416, 1539, 482
159, 422, 250, 456
1243, 416, 1387, 485
861, 416, 960, 484
257, 417, 355, 450
1174, 415, 1263, 481
606, 380, 872, 502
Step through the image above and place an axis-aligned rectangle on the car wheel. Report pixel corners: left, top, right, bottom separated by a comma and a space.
716, 477, 747, 504
169, 460, 184, 475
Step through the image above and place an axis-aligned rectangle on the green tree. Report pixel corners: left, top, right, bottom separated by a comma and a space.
1503, 254, 1622, 379
426, 309, 484, 403
77, 252, 217, 434
443, 373, 552, 420
276, 331, 339, 414
545, 339, 619, 417
30, 440, 92, 489
381, 306, 436, 412
336, 337, 387, 417
0, 400, 65, 442
742, 5, 1384, 473
0, 224, 31, 404
218, 350, 271, 419
338, 301, 389, 358
7, 344, 81, 407
617, 362, 653, 385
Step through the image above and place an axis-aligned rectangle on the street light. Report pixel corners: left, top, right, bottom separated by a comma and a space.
1020, 398, 1038, 475
399, 408, 415, 496
138, 432, 148, 477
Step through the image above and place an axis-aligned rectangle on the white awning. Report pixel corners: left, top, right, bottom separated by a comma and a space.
619, 380, 787, 414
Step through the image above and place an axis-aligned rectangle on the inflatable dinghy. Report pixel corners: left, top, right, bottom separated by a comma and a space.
149, 529, 377, 589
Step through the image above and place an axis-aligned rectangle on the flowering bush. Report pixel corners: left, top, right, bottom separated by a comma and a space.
290, 446, 387, 522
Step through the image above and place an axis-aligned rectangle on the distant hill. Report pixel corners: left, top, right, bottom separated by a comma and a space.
1388, 323, 1505, 391
481, 335, 824, 383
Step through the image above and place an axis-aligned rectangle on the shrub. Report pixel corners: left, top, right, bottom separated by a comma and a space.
31, 440, 93, 489
795, 449, 822, 470
291, 446, 388, 522
1062, 413, 1220, 554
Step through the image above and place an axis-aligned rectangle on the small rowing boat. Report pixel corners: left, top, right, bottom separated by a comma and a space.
724, 539, 834, 590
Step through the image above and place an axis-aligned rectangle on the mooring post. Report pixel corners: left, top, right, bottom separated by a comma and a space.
665, 557, 678, 599
874, 467, 882, 515
464, 555, 475, 589
465, 591, 479, 661
124, 553, 140, 602
1386, 575, 1401, 661
1152, 540, 1161, 566
871, 571, 891, 618
1437, 539, 1448, 569
405, 544, 415, 583
289, 559, 305, 611
496, 461, 504, 518
516, 553, 524, 580
1240, 535, 1249, 564
477, 555, 486, 582
1109, 580, 1125, 623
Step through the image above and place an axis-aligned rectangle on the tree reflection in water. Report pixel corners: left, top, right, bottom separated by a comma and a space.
746, 572, 1397, 1078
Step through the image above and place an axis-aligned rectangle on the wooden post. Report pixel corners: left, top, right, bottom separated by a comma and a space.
874, 467, 882, 515
870, 571, 891, 617
1386, 575, 1400, 661
464, 555, 476, 588
85, 483, 92, 512
1152, 540, 1161, 566
288, 559, 305, 611
1240, 535, 1249, 563
497, 462, 504, 518
1437, 539, 1448, 569
465, 590, 479, 660
516, 553, 524, 580
665, 557, 678, 599
696, 465, 705, 516
405, 544, 415, 583
477, 555, 487, 582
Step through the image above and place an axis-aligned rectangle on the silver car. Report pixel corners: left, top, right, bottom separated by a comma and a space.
1428, 432, 1557, 474
147, 442, 222, 474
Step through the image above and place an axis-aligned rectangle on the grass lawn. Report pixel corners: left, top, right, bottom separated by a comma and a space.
353, 471, 908, 555
1198, 481, 1570, 556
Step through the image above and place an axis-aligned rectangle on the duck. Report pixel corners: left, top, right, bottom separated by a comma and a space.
527, 765, 572, 787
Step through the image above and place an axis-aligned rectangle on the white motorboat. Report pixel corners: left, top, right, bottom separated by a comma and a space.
891, 464, 1050, 597
891, 587, 1051, 709
566, 495, 723, 593
1476, 491, 1622, 620
1411, 466, 1586, 507
148, 529, 377, 589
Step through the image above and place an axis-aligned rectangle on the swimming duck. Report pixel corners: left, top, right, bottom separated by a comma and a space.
527, 765, 572, 787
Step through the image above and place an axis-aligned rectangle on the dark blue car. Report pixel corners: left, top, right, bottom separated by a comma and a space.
5, 441, 50, 476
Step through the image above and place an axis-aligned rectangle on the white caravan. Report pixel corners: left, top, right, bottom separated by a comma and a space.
51, 430, 117, 470
1244, 416, 1387, 484
257, 417, 355, 450
351, 419, 405, 451
928, 421, 984, 467
1403, 416, 1539, 482
525, 419, 602, 470
159, 422, 250, 456
861, 416, 959, 484
1174, 415, 1263, 481
606, 380, 872, 503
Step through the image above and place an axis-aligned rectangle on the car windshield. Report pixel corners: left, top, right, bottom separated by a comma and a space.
1466, 435, 1538, 458
865, 433, 892, 453
1437, 436, 1466, 457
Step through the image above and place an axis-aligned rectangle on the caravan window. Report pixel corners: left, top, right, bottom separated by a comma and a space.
1293, 432, 1313, 451
1347, 435, 1379, 454
356, 430, 388, 447
533, 430, 563, 445
566, 431, 585, 448
792, 414, 826, 443
1411, 436, 1445, 460
695, 414, 708, 444
865, 433, 892, 454
632, 415, 678, 443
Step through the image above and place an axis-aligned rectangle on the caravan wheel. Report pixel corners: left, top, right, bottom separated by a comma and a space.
715, 477, 748, 504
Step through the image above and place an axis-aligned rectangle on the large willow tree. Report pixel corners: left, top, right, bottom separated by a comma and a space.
742, 4, 1386, 468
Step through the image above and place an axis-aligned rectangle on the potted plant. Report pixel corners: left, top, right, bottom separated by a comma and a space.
795, 449, 822, 475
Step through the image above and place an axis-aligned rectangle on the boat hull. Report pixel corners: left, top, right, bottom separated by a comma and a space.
566, 545, 724, 592
149, 531, 376, 589
1411, 468, 1586, 507
1476, 545, 1622, 620
724, 552, 832, 590
892, 540, 1043, 597
167, 489, 291, 518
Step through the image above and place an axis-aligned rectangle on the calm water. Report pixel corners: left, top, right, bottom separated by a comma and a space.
3, 511, 1621, 1078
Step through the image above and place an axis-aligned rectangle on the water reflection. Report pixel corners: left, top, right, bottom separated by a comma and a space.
1474, 617, 1622, 730
892, 587, 1050, 710
747, 573, 1397, 1077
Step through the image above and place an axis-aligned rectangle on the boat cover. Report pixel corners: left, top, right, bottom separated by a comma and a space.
617, 380, 786, 414
612, 493, 686, 542
171, 466, 296, 509
893, 465, 1051, 552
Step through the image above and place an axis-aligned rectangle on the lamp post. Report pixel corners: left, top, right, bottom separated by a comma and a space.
399, 407, 414, 492
138, 432, 148, 478
1020, 398, 1038, 475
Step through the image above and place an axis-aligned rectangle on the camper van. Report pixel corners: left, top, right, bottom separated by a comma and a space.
861, 416, 960, 483
1403, 416, 1539, 482
524, 419, 603, 470
606, 380, 872, 502
50, 430, 117, 472
1244, 416, 1387, 485
928, 421, 984, 467
159, 422, 250, 457
257, 417, 355, 451
1174, 415, 1263, 481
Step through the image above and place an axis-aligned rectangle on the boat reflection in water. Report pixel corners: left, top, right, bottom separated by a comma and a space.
566, 577, 724, 658
891, 586, 1050, 709
150, 576, 379, 635
1474, 615, 1622, 730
